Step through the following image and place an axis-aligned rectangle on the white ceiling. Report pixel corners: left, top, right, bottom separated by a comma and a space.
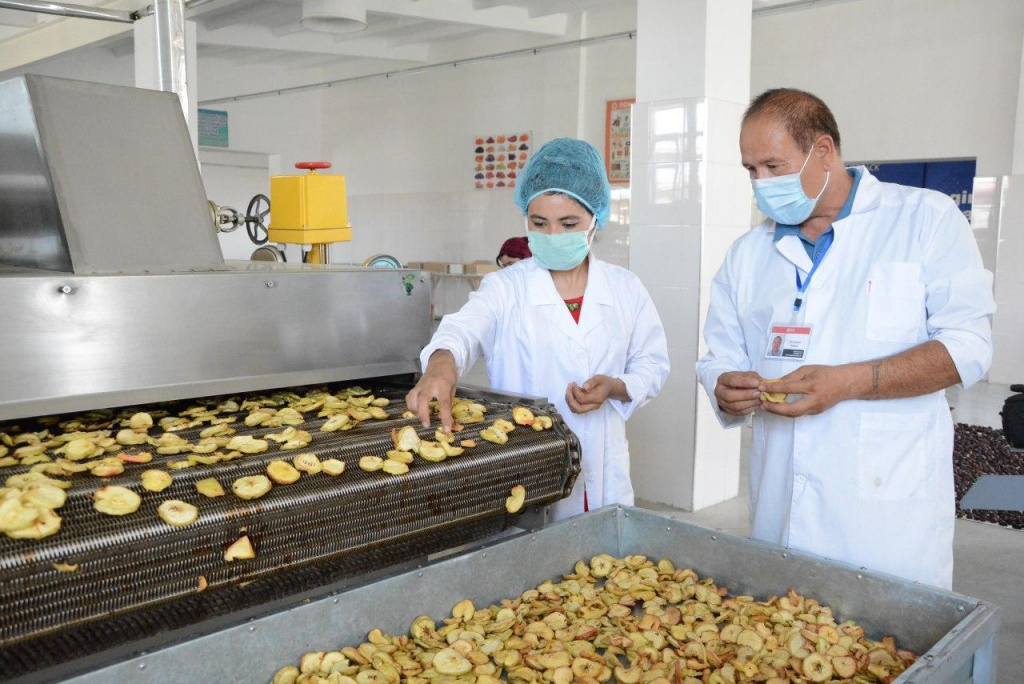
0, 0, 629, 71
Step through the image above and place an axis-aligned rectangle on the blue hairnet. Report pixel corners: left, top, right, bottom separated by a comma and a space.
514, 138, 612, 228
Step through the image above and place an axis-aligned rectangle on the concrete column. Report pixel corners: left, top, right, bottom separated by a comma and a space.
628, 0, 752, 511
134, 10, 198, 152
1013, 37, 1024, 175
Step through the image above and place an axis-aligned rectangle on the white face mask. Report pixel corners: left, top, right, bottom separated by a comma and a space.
524, 216, 596, 271
752, 141, 830, 225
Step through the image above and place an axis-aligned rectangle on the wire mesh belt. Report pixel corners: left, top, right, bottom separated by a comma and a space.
0, 381, 581, 681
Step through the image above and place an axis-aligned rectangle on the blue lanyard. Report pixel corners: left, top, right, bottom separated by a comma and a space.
793, 231, 834, 313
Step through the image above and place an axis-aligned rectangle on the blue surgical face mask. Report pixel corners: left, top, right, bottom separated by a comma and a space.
752, 142, 830, 225
525, 216, 596, 271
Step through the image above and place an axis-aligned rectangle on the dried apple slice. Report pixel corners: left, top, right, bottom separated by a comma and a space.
226, 436, 269, 454
89, 458, 125, 477
232, 475, 272, 500
273, 666, 300, 684
359, 456, 384, 472
831, 656, 857, 679
141, 469, 173, 492
7, 508, 61, 539
157, 499, 198, 527
392, 426, 421, 452
93, 485, 142, 515
433, 648, 473, 676
321, 458, 346, 476
760, 378, 787, 404
321, 414, 351, 432
460, 439, 477, 448
7, 472, 71, 490
195, 478, 225, 498
417, 441, 446, 463
441, 441, 464, 457
267, 460, 301, 484
224, 535, 255, 561
116, 429, 148, 446
129, 412, 154, 431
21, 483, 67, 510
0, 497, 39, 533
480, 427, 508, 445
382, 460, 409, 475
493, 419, 515, 433
512, 407, 535, 426
802, 653, 833, 682
118, 452, 153, 464
386, 450, 414, 464
292, 453, 322, 474
505, 485, 526, 513
65, 439, 100, 461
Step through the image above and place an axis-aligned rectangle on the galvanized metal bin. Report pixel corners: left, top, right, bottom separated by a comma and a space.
65, 506, 999, 684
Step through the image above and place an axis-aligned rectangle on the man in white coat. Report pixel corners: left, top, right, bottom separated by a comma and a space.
408, 138, 670, 521
696, 89, 995, 590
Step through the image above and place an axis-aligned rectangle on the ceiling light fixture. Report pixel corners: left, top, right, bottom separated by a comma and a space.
301, 0, 367, 33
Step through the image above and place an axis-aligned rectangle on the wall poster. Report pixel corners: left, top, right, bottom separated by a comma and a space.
474, 132, 531, 190
855, 159, 976, 221
605, 98, 634, 184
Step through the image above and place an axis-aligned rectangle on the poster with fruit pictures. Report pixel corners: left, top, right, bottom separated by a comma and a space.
474, 132, 530, 190
605, 98, 634, 184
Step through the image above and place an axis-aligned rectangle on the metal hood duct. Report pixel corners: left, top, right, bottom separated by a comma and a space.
301, 0, 367, 33
0, 75, 222, 274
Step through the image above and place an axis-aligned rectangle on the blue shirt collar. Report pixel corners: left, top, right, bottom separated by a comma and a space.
773, 167, 862, 245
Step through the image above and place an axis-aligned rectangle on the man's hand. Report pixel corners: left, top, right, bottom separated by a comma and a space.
405, 350, 458, 431
565, 375, 629, 414
758, 364, 861, 418
715, 371, 763, 416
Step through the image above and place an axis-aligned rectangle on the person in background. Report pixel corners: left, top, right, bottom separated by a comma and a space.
407, 138, 670, 521
497, 237, 531, 268
696, 88, 995, 589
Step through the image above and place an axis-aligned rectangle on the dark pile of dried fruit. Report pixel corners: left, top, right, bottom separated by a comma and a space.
954, 423, 1024, 530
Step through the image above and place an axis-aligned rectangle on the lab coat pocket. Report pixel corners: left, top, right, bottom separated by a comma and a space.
856, 412, 932, 501
866, 262, 926, 343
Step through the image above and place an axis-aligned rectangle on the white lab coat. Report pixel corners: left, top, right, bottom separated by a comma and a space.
696, 169, 995, 589
421, 257, 669, 521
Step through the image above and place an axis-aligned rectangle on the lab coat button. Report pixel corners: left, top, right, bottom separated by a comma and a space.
795, 474, 807, 485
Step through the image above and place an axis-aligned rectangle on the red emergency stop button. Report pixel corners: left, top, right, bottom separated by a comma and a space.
296, 161, 332, 171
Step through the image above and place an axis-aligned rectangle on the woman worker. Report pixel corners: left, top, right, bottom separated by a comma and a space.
496, 236, 531, 268
407, 138, 670, 520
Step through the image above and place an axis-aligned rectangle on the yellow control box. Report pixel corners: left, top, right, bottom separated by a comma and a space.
269, 167, 352, 244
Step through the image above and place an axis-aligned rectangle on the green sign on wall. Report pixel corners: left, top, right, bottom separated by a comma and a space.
198, 108, 229, 148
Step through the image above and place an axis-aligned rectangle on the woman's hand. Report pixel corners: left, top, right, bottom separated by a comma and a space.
406, 350, 459, 430
565, 375, 629, 414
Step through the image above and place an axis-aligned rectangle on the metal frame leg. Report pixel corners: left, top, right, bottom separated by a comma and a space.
971, 633, 998, 684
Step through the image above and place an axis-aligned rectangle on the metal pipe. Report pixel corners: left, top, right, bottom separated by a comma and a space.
133, 0, 217, 20
0, 0, 133, 23
152, 0, 188, 121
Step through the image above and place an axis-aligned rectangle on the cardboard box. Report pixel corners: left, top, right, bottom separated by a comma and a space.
464, 262, 500, 275
405, 261, 448, 273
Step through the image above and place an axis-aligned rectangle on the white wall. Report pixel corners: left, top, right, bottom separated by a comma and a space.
750, 0, 1024, 177
311, 32, 635, 267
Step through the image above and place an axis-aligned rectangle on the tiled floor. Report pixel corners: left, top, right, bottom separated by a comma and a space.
640, 381, 1023, 684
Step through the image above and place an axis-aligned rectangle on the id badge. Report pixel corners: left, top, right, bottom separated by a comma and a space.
764, 323, 811, 361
